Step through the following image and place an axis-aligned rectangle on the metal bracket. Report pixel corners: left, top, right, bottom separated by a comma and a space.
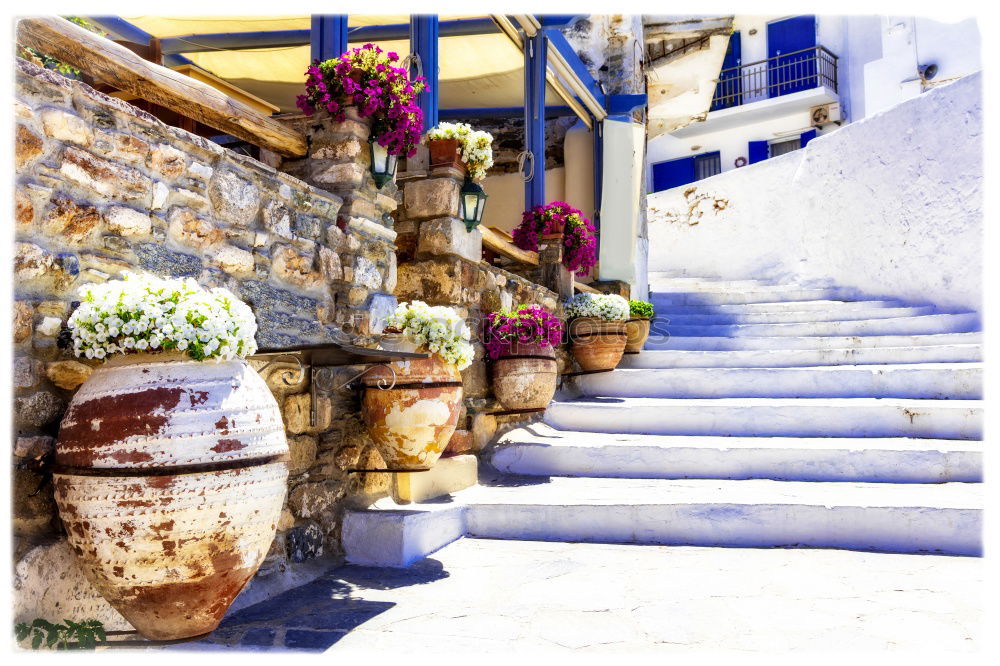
309, 362, 398, 427
257, 354, 306, 387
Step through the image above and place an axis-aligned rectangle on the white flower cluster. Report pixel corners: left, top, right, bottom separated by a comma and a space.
384, 300, 475, 370
426, 122, 494, 181
564, 293, 630, 321
67, 272, 258, 362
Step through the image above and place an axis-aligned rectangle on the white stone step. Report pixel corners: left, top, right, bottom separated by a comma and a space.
571, 364, 983, 400
544, 398, 983, 440
651, 288, 845, 305
464, 477, 982, 556
658, 305, 935, 325
658, 313, 979, 338
648, 278, 780, 291
343, 476, 982, 564
489, 424, 982, 483
654, 300, 906, 314
645, 331, 983, 351
621, 344, 984, 368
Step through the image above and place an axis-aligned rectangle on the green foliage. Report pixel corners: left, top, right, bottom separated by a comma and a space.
628, 300, 654, 319
16, 17, 106, 78
15, 618, 107, 650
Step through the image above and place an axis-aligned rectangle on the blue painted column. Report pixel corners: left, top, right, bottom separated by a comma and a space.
524, 32, 548, 209
310, 15, 348, 62
410, 16, 439, 131
593, 119, 603, 233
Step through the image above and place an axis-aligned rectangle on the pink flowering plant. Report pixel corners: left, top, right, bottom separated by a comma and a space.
512, 202, 598, 275
296, 44, 427, 157
483, 305, 564, 360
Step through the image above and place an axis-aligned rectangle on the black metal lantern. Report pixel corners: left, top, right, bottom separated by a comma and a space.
368, 137, 398, 189
459, 178, 488, 232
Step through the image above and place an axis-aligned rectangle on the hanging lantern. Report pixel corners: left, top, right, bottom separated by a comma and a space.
459, 178, 488, 232
368, 137, 398, 189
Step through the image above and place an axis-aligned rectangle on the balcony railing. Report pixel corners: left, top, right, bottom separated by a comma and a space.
710, 45, 838, 112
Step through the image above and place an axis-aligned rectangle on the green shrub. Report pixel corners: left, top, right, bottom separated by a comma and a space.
628, 300, 654, 319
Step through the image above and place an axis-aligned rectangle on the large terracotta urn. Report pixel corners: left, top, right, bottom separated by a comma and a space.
624, 318, 652, 353
491, 341, 557, 411
568, 318, 628, 372
53, 353, 288, 641
360, 355, 464, 471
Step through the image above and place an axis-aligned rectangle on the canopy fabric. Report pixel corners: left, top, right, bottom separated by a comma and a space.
120, 15, 558, 113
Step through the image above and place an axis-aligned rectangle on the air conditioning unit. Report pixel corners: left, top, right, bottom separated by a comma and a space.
809, 102, 841, 127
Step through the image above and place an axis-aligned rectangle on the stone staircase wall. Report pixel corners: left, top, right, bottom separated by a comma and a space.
647, 72, 982, 312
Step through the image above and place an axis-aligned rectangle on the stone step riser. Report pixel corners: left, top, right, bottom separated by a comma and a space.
544, 402, 983, 440
656, 313, 979, 338
620, 344, 983, 368
644, 332, 983, 351
651, 289, 844, 305
489, 442, 982, 483
465, 504, 981, 556
572, 366, 983, 400
653, 300, 904, 314
657, 306, 936, 326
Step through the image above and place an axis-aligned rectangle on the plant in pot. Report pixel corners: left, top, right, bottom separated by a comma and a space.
564, 292, 631, 371
425, 121, 495, 177
484, 305, 563, 411
296, 43, 427, 185
361, 301, 474, 471
512, 201, 598, 276
625, 300, 655, 353
57, 273, 287, 641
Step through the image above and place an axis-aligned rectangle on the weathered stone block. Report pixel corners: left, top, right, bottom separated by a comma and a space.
313, 162, 364, 188
417, 217, 483, 262
112, 133, 150, 162
209, 168, 260, 226
404, 177, 459, 219
15, 124, 44, 169
13, 356, 44, 391
212, 244, 255, 275
40, 108, 94, 146
285, 521, 324, 562
354, 256, 382, 290
103, 205, 151, 237
60, 147, 151, 201
288, 435, 319, 475
262, 198, 294, 238
395, 258, 462, 304
168, 206, 221, 249
312, 136, 363, 162
365, 293, 397, 334
14, 468, 56, 537
16, 187, 34, 225
42, 194, 101, 244
147, 143, 188, 179
14, 242, 56, 282
272, 244, 323, 290
319, 247, 343, 282
288, 483, 341, 520
15, 390, 65, 429
135, 242, 202, 277
14, 301, 33, 344
46, 360, 93, 390
14, 435, 55, 459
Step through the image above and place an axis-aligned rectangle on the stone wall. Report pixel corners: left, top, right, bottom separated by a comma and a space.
12, 57, 403, 624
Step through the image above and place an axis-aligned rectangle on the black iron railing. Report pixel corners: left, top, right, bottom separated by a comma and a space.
711, 45, 838, 111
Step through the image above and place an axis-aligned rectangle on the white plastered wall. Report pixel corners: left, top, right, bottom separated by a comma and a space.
599, 118, 646, 295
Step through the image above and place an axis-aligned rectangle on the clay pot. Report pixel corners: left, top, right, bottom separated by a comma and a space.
360, 355, 464, 471
624, 318, 651, 353
569, 318, 628, 371
428, 138, 466, 172
53, 353, 288, 641
491, 340, 558, 411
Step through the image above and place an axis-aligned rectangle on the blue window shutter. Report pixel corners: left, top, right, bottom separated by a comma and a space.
652, 157, 696, 192
748, 140, 769, 164
800, 129, 817, 146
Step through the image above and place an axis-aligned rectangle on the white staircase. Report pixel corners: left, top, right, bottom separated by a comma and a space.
343, 277, 983, 565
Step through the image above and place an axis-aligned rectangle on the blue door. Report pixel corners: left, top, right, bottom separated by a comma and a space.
652, 157, 695, 192
711, 32, 742, 111
767, 16, 817, 97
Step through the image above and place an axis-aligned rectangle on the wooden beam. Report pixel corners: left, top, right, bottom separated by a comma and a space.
17, 16, 307, 157
573, 281, 601, 294
480, 226, 539, 266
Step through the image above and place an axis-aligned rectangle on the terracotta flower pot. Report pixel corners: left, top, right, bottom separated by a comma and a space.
492, 340, 558, 411
53, 353, 288, 641
569, 318, 628, 371
360, 355, 464, 471
624, 318, 651, 353
428, 138, 466, 172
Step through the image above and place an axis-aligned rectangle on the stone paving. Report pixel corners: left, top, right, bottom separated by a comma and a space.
170, 538, 981, 653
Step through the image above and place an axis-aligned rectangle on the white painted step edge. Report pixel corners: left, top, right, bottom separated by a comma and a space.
620, 344, 983, 368
643, 332, 983, 351
659, 306, 936, 325
657, 313, 979, 338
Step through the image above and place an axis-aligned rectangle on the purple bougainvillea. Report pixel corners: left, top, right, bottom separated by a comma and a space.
296, 44, 427, 157
512, 202, 598, 276
483, 305, 564, 360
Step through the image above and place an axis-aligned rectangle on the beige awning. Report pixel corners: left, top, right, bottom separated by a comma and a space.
121, 15, 561, 113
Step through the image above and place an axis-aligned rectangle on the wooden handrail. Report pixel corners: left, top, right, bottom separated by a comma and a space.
573, 281, 601, 294
480, 226, 538, 266
17, 17, 307, 157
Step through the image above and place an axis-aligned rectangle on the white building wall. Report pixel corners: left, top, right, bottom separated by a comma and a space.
646, 14, 980, 191
645, 73, 982, 312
